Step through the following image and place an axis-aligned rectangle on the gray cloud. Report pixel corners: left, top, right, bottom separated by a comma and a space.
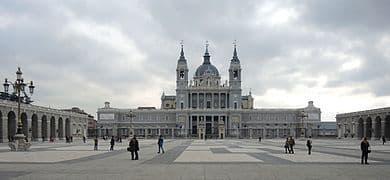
1, 0, 390, 120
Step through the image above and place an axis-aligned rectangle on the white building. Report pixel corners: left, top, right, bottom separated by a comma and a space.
97, 44, 321, 139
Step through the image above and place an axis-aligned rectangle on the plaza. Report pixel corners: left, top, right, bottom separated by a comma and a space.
0, 138, 389, 180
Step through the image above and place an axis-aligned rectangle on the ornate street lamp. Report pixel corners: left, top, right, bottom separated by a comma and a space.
126, 110, 136, 137
298, 111, 308, 138
3, 67, 35, 151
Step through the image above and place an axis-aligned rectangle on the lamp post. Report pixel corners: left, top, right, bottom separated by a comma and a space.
3, 67, 35, 151
127, 110, 136, 137
298, 111, 308, 138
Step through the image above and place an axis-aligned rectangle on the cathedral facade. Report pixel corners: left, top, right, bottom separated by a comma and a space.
97, 44, 321, 139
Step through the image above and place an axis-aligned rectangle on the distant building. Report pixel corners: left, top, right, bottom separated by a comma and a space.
97, 44, 321, 139
0, 100, 89, 142
318, 122, 336, 137
336, 107, 390, 139
62, 107, 96, 138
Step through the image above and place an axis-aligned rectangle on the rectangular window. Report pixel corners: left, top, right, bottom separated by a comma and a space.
207, 101, 211, 109
234, 102, 238, 109
180, 102, 184, 109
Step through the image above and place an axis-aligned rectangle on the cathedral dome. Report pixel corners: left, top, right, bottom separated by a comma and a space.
195, 63, 219, 76
195, 42, 219, 77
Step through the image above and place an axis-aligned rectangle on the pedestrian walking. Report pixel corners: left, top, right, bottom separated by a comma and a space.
129, 136, 139, 160
110, 136, 115, 151
289, 136, 295, 154
83, 136, 86, 143
361, 137, 370, 164
259, 136, 262, 142
284, 138, 290, 154
158, 135, 165, 153
306, 136, 312, 155
382, 136, 386, 145
94, 137, 98, 151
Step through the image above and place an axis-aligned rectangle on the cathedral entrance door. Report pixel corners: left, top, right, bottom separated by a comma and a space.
206, 123, 212, 138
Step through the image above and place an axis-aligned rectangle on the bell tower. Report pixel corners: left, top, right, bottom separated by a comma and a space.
176, 41, 189, 109
229, 41, 242, 109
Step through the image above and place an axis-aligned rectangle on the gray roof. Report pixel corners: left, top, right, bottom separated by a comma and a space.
195, 45, 220, 77
195, 63, 219, 76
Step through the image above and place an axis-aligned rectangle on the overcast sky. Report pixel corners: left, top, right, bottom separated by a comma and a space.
1, 0, 390, 121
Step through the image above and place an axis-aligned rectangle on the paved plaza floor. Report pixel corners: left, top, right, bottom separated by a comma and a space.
0, 138, 390, 179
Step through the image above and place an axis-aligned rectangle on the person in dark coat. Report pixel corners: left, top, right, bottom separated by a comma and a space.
382, 136, 386, 145
258, 136, 262, 142
94, 137, 98, 151
110, 136, 115, 151
83, 136, 86, 143
306, 136, 313, 155
158, 135, 165, 153
129, 135, 139, 160
361, 137, 370, 164
284, 138, 290, 154
289, 136, 295, 154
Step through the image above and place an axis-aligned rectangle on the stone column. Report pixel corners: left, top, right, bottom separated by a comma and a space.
196, 93, 199, 109
197, 116, 201, 139
249, 128, 253, 139
37, 119, 42, 141
372, 121, 376, 139
218, 93, 221, 109
225, 93, 228, 109
211, 93, 214, 109
189, 93, 192, 109
2, 115, 7, 143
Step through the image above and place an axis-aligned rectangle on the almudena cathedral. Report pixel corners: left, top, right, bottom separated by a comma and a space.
97, 44, 322, 139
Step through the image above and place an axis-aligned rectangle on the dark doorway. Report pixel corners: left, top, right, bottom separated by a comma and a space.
41, 115, 47, 141
32, 114, 38, 141
21, 113, 28, 138
7, 111, 16, 141
385, 116, 390, 139
65, 118, 71, 137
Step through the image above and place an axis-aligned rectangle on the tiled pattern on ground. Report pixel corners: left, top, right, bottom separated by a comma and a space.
1, 139, 389, 164
0, 140, 159, 163
172, 139, 388, 164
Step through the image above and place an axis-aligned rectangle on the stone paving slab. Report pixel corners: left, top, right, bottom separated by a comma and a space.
0, 151, 105, 163
174, 151, 263, 163
1, 139, 390, 180
227, 148, 267, 153
271, 150, 379, 163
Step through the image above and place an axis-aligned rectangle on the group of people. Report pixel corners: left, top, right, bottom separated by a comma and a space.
284, 136, 296, 154
65, 136, 73, 143
92, 135, 166, 161
127, 135, 165, 160
281, 135, 372, 165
